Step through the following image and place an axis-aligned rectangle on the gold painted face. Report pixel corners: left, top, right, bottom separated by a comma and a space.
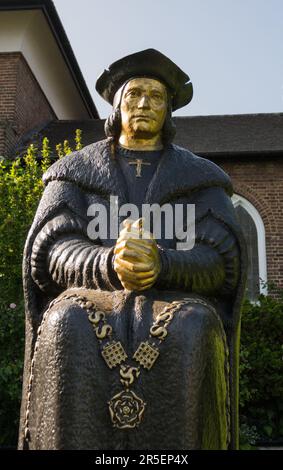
120, 78, 167, 140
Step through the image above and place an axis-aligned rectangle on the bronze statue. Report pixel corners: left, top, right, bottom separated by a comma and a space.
18, 49, 247, 450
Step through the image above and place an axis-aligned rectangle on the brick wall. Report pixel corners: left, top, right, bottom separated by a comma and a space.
0, 52, 55, 156
218, 158, 283, 290
0, 127, 5, 156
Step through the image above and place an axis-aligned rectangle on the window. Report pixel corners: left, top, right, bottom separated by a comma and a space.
232, 195, 267, 301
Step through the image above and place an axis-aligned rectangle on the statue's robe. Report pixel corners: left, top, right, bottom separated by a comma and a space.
18, 139, 247, 450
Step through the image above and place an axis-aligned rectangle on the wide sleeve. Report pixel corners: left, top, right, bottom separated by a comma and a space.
156, 189, 240, 298
30, 192, 122, 295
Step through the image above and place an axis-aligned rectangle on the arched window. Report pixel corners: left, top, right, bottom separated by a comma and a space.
232, 195, 267, 301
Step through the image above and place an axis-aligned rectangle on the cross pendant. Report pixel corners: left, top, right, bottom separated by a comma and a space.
129, 159, 151, 178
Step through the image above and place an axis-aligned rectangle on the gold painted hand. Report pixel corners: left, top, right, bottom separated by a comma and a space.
113, 218, 161, 291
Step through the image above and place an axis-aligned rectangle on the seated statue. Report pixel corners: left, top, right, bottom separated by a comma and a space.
18, 49, 247, 450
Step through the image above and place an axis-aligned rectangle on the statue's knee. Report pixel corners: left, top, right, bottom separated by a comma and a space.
45, 300, 87, 337
177, 301, 211, 322
175, 301, 220, 340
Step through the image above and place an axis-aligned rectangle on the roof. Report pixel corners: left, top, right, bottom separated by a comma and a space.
174, 113, 283, 157
0, 0, 99, 119
15, 113, 283, 160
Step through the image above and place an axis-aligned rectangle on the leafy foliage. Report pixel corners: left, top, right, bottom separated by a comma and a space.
239, 290, 283, 446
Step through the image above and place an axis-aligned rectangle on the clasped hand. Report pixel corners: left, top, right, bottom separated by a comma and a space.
113, 218, 161, 291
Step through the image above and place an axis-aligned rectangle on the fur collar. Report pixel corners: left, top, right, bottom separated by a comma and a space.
43, 139, 233, 204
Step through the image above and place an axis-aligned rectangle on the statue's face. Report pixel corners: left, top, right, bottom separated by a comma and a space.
120, 78, 167, 139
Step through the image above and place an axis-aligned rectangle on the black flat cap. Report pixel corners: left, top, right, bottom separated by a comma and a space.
96, 48, 193, 111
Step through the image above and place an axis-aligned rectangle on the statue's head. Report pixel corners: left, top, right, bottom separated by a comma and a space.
96, 49, 193, 147
117, 77, 168, 143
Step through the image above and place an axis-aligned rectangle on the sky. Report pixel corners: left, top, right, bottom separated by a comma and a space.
53, 0, 283, 118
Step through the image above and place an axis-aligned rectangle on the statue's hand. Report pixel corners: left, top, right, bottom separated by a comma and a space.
113, 219, 161, 291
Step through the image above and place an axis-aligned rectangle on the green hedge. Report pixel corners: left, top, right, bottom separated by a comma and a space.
0, 133, 282, 447
239, 291, 283, 447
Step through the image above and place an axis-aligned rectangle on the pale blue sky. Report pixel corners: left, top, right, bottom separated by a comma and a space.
53, 0, 283, 118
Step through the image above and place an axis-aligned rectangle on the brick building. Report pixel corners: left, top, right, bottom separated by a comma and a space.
1, 0, 282, 301
0, 0, 98, 156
